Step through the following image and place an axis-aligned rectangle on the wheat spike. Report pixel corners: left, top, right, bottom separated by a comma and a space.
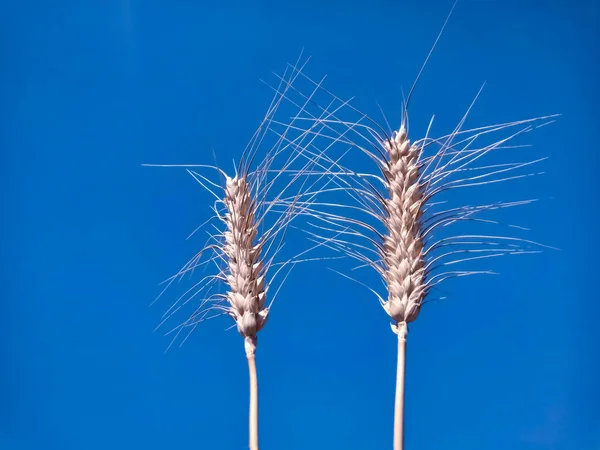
221, 175, 266, 450
380, 127, 426, 449
284, 87, 555, 450
381, 127, 426, 328
223, 175, 268, 356
267, 37, 556, 450
145, 55, 351, 450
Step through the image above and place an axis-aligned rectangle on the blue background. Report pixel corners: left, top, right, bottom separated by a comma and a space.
1, 1, 598, 449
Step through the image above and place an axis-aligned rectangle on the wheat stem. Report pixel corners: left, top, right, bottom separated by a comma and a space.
393, 321, 408, 450
246, 339, 259, 450
267, 40, 553, 450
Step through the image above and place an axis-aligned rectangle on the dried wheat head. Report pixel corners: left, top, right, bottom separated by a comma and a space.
273, 66, 556, 335
145, 57, 348, 352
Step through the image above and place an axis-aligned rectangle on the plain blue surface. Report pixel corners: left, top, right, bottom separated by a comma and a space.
1, 1, 598, 449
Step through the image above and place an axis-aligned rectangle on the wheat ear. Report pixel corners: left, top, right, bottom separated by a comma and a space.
382, 128, 424, 449
268, 56, 556, 448
222, 174, 265, 450
145, 56, 349, 449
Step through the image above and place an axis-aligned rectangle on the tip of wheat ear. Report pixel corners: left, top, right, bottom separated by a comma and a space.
381, 127, 426, 329
223, 175, 268, 356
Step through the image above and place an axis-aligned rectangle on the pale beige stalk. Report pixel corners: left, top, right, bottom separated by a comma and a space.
393, 322, 408, 450
275, 63, 554, 450
147, 57, 332, 450
247, 351, 259, 450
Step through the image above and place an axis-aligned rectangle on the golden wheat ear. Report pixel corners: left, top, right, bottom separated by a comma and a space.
267, 45, 557, 450
143, 55, 345, 450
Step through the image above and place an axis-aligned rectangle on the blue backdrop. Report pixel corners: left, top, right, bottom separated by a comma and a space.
1, 1, 598, 449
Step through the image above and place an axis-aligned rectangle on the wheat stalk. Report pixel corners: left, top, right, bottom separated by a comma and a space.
381, 127, 424, 449
267, 35, 556, 450
289, 84, 555, 450
222, 174, 265, 450
144, 56, 352, 449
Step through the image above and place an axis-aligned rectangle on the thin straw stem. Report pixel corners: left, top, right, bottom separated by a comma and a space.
394, 322, 408, 450
247, 350, 259, 450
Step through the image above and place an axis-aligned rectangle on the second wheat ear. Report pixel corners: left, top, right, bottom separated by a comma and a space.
144, 58, 342, 450
275, 62, 557, 449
